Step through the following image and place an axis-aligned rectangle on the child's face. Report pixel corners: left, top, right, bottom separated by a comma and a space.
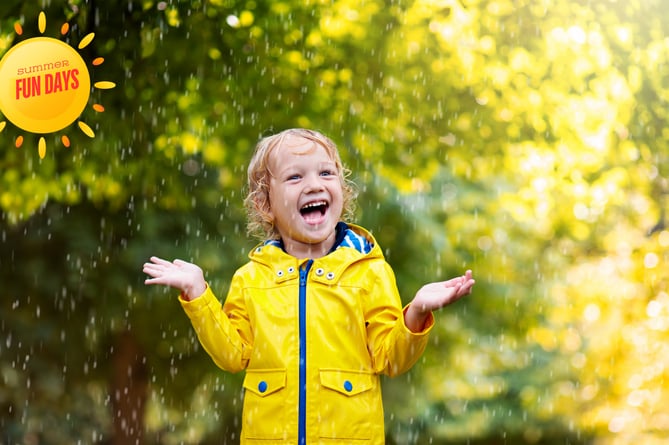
267, 135, 344, 258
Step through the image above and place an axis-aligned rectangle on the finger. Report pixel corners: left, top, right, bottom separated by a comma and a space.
441, 277, 461, 287
142, 263, 164, 275
452, 276, 467, 287
461, 280, 475, 295
149, 256, 171, 265
143, 269, 164, 279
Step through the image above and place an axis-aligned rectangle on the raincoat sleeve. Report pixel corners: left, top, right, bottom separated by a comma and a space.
179, 272, 253, 373
365, 260, 435, 377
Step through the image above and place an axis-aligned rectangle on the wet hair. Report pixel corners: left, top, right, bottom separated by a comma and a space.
244, 128, 357, 240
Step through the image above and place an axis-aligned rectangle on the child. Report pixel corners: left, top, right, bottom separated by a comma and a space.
143, 128, 474, 444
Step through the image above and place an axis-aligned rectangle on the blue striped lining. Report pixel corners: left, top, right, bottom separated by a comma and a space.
337, 228, 373, 254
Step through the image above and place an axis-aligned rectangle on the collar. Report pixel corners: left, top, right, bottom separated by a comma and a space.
263, 222, 373, 255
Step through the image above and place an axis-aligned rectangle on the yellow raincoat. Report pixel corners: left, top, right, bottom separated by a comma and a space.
180, 224, 434, 444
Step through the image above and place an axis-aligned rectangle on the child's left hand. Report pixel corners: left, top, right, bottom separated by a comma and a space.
404, 270, 475, 332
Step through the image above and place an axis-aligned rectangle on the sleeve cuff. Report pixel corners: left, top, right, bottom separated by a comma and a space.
402, 304, 435, 334
178, 283, 214, 311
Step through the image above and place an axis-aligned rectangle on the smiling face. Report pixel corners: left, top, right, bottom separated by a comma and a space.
266, 134, 344, 259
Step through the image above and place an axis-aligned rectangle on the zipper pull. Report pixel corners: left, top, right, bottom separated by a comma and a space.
299, 260, 313, 286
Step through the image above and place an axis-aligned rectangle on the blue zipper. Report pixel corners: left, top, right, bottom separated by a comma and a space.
298, 260, 313, 445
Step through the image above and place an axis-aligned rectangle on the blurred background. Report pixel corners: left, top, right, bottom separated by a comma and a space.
1, 0, 668, 443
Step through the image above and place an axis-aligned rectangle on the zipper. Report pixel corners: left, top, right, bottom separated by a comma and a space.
298, 259, 313, 445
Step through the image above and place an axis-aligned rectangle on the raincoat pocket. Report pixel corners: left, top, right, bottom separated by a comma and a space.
242, 369, 289, 439
318, 369, 381, 440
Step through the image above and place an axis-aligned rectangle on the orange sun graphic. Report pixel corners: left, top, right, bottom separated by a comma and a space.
0, 11, 115, 159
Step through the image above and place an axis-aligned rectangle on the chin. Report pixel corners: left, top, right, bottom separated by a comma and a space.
301, 225, 335, 242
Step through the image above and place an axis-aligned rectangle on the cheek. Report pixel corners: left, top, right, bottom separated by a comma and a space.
331, 182, 345, 202
267, 188, 290, 219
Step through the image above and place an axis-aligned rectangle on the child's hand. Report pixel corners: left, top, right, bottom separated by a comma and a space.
143, 256, 207, 301
405, 270, 475, 332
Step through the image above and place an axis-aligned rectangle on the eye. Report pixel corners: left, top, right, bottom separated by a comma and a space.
286, 174, 301, 181
320, 169, 336, 177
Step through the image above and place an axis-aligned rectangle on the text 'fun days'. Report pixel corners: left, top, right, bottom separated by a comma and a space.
15, 69, 81, 100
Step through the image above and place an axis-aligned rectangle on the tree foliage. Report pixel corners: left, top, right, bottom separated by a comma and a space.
1, 0, 668, 444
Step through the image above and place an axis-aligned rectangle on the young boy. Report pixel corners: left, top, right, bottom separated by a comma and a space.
143, 128, 474, 444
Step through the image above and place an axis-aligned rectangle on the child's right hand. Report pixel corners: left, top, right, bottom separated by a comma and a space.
143, 256, 207, 301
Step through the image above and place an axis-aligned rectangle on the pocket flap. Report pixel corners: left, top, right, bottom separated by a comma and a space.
243, 369, 286, 397
320, 369, 375, 397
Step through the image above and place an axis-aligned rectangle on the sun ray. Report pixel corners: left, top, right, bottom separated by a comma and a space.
15, 136, 23, 148
38, 137, 46, 159
13, 23, 23, 35
61, 135, 71, 148
60, 22, 69, 36
78, 121, 95, 138
92, 57, 105, 66
92, 104, 105, 112
38, 12, 46, 34
78, 33, 95, 50
94, 81, 116, 89
0, 121, 6, 132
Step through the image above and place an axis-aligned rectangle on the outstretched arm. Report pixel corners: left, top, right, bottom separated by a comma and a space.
142, 256, 207, 301
404, 270, 475, 332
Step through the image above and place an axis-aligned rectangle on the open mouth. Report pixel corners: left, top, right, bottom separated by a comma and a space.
300, 200, 329, 224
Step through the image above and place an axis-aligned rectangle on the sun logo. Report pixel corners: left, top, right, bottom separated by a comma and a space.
0, 11, 115, 159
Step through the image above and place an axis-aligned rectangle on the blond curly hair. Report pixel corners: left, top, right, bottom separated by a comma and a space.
244, 128, 357, 241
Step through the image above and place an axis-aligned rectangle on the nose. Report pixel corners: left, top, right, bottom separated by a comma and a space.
303, 172, 325, 193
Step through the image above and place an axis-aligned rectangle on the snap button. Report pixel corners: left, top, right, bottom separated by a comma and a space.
276, 270, 284, 277
287, 266, 295, 273
343, 380, 353, 392
315, 268, 324, 276
258, 381, 268, 393
326, 272, 335, 280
